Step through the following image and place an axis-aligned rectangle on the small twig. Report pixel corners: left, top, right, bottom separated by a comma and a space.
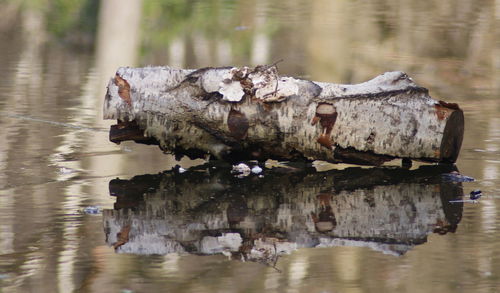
259, 59, 284, 72
258, 60, 283, 98
251, 59, 283, 74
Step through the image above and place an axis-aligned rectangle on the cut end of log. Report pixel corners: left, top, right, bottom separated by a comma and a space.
439, 109, 464, 163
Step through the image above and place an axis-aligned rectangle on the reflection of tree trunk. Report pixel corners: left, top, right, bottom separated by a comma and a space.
83, 0, 178, 178
103, 164, 463, 259
481, 116, 499, 233
168, 37, 186, 68
216, 40, 232, 65
192, 33, 210, 67
463, 6, 493, 74
104, 66, 464, 165
1, 8, 52, 291
55, 3, 142, 291
251, 0, 270, 66
95, 0, 142, 72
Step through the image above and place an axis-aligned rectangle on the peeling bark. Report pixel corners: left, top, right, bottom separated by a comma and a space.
103, 65, 464, 165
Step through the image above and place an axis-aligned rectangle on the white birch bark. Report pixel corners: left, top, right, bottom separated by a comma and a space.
103, 65, 464, 165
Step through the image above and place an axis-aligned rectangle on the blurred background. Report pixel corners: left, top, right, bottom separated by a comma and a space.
0, 0, 499, 292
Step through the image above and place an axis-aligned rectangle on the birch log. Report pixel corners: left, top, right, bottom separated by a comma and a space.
103, 65, 464, 165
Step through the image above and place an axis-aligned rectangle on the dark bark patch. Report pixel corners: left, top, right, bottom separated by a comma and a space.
434, 104, 452, 121
439, 109, 464, 163
435, 101, 460, 121
109, 120, 159, 145
311, 194, 337, 233
227, 109, 249, 140
317, 134, 333, 149
438, 100, 461, 110
367, 132, 376, 144
312, 103, 338, 149
334, 147, 394, 166
114, 74, 132, 106
109, 175, 161, 210
313, 103, 338, 133
113, 225, 130, 249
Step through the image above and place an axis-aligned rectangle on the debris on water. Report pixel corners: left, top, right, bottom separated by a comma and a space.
448, 199, 476, 203
59, 167, 74, 175
173, 165, 187, 173
232, 163, 250, 172
449, 190, 482, 203
231, 163, 251, 177
81, 206, 101, 214
441, 171, 475, 182
264, 159, 297, 170
470, 189, 482, 200
121, 146, 132, 152
251, 166, 263, 174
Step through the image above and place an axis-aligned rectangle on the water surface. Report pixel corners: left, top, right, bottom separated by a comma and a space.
0, 1, 499, 292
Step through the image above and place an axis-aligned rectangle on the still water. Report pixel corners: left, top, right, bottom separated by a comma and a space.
0, 0, 499, 292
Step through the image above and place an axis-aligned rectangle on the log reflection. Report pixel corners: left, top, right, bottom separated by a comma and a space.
104, 164, 463, 265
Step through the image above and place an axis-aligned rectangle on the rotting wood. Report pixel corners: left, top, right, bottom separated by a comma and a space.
103, 65, 464, 165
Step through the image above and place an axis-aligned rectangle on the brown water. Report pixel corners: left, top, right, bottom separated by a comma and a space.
0, 1, 499, 292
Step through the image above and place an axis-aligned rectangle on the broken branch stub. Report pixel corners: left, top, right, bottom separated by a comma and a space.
103, 65, 464, 165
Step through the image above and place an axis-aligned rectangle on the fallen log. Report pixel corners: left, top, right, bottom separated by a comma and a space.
103, 65, 464, 165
